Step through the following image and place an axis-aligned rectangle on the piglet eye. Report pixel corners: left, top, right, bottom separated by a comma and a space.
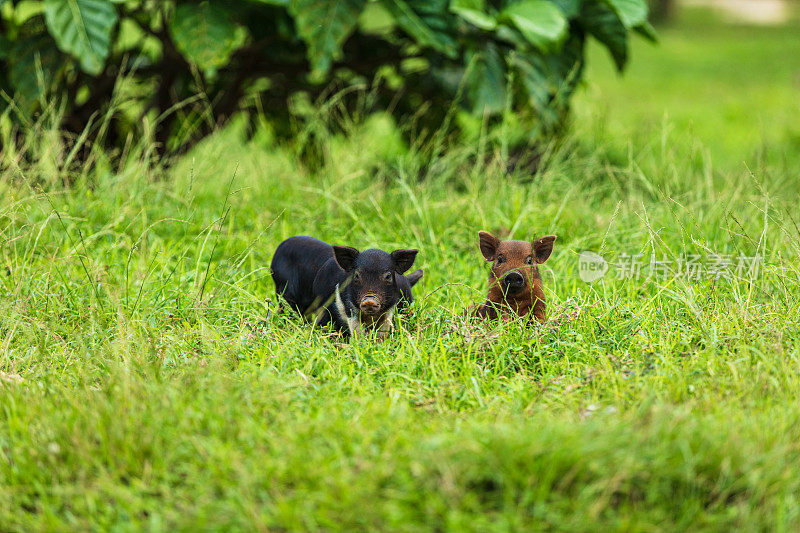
384, 272, 393, 283
353, 271, 360, 282
525, 255, 533, 265
496, 255, 506, 264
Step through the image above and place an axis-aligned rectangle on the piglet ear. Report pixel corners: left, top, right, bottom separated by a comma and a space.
390, 249, 418, 274
533, 235, 556, 264
478, 231, 499, 261
333, 246, 359, 271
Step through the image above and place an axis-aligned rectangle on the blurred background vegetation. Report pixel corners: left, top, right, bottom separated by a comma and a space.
580, 0, 800, 171
0, 0, 654, 163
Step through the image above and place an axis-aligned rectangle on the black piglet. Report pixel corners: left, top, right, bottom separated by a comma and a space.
271, 236, 423, 337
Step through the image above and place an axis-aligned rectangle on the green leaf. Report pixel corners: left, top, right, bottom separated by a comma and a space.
494, 23, 527, 48
383, 0, 458, 57
450, 0, 496, 30
499, 0, 567, 52
579, 1, 627, 71
466, 43, 506, 114
604, 0, 648, 28
512, 33, 583, 121
359, 2, 395, 35
170, 2, 248, 74
549, 0, 581, 18
43, 0, 119, 75
8, 35, 64, 109
290, 0, 366, 74
13, 1, 46, 24
634, 20, 657, 43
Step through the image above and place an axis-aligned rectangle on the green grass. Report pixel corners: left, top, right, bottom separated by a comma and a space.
2, 10, 800, 531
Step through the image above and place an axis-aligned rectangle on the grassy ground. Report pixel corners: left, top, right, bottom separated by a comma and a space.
2, 9, 800, 531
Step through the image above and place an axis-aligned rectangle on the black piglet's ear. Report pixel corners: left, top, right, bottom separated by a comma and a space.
390, 249, 418, 274
533, 235, 556, 264
478, 231, 499, 261
333, 246, 359, 271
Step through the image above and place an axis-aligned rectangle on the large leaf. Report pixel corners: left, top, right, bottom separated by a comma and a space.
170, 2, 247, 74
8, 35, 64, 109
579, 1, 627, 71
512, 33, 583, 126
383, 0, 458, 57
499, 0, 567, 52
634, 20, 658, 43
13, 1, 46, 24
409, 0, 459, 35
605, 0, 648, 27
43, 0, 118, 75
359, 2, 396, 35
290, 0, 366, 74
550, 0, 581, 18
466, 42, 506, 114
450, 0, 496, 30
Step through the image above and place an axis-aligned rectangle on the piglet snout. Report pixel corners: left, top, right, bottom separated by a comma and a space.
360, 296, 381, 315
503, 271, 525, 293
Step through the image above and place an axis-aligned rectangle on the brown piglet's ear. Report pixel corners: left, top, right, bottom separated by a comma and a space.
333, 245, 359, 271
478, 231, 499, 261
390, 249, 418, 274
533, 235, 556, 264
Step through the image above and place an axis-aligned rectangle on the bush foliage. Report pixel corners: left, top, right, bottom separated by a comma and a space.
0, 0, 652, 154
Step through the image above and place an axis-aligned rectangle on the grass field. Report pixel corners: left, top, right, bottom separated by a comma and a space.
2, 9, 800, 531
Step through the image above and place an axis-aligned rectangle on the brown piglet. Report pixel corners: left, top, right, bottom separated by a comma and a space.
472, 231, 556, 323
